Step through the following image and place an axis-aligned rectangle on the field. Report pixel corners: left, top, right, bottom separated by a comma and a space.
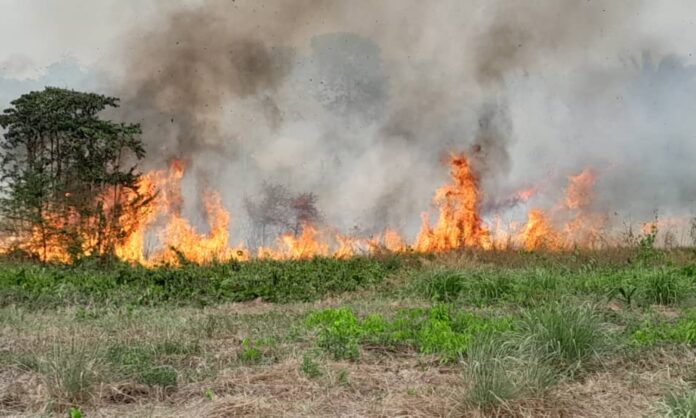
2, 248, 696, 417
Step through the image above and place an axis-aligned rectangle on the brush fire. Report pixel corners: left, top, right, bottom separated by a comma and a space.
4, 150, 680, 265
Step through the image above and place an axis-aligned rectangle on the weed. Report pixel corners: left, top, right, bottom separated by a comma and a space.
631, 310, 696, 346
69, 407, 83, 418
300, 353, 323, 378
309, 309, 362, 361
238, 338, 275, 365
306, 306, 513, 361
204, 388, 215, 400
464, 335, 517, 407
410, 269, 467, 302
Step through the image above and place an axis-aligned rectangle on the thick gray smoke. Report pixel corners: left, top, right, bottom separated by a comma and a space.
115, 0, 695, 243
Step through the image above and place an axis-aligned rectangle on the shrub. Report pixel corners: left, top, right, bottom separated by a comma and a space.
631, 310, 696, 347
0, 257, 400, 309
308, 309, 362, 360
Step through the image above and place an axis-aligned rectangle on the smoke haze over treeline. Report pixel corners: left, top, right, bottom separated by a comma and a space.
5, 0, 696, 244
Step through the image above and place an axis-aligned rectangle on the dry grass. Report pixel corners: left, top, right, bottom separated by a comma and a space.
1, 299, 694, 417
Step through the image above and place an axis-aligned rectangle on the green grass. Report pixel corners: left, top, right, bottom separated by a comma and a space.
517, 303, 606, 374
660, 391, 696, 417
463, 333, 555, 408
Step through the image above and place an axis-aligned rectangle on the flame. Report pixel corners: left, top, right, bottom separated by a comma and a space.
414, 154, 491, 252
519, 209, 562, 250
565, 169, 595, 209
5, 147, 687, 264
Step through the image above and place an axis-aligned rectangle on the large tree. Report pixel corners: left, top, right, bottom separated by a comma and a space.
0, 87, 149, 262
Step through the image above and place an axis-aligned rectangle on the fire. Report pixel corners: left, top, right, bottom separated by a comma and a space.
5, 147, 687, 265
565, 169, 595, 210
414, 154, 491, 252
519, 209, 562, 250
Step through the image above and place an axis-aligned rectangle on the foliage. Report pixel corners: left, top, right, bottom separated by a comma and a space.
0, 256, 400, 309
0, 87, 149, 261
408, 264, 695, 308
306, 305, 513, 361
238, 338, 275, 365
631, 310, 696, 347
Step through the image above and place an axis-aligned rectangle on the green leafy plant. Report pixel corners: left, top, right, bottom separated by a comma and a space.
300, 353, 323, 378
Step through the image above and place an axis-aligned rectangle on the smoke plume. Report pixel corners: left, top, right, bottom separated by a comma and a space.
112, 0, 694, 243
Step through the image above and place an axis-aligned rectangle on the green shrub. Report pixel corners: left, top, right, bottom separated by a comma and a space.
308, 308, 362, 360
0, 257, 400, 309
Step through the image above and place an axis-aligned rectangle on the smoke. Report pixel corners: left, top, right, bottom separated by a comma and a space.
112, 0, 694, 242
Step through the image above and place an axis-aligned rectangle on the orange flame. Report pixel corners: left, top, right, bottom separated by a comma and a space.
414, 154, 491, 252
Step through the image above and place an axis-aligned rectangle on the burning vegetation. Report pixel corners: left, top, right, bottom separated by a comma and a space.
0, 106, 675, 266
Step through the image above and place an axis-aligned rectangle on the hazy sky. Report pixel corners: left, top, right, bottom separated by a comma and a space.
0, 1, 695, 79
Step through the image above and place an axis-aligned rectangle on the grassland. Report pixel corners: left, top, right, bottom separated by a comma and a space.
2, 248, 696, 417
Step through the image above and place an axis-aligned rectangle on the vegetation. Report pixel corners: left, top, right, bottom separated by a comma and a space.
1, 249, 695, 416
0, 87, 149, 261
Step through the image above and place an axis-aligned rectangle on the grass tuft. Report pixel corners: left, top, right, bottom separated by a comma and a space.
659, 391, 696, 417
517, 303, 606, 375
39, 339, 103, 406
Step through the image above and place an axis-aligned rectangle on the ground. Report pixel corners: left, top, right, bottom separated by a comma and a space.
1, 248, 696, 417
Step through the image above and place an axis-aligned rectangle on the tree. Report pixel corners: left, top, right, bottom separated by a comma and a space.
244, 183, 321, 247
0, 87, 149, 262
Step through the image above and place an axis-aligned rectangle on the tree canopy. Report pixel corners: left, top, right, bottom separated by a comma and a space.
0, 87, 149, 261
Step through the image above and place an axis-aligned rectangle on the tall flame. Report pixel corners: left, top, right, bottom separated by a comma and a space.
414, 154, 491, 252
